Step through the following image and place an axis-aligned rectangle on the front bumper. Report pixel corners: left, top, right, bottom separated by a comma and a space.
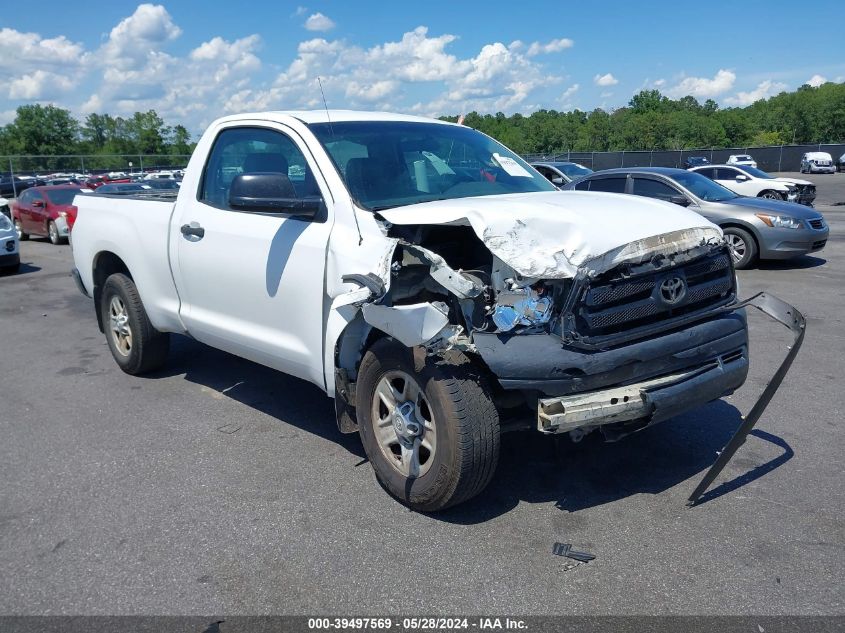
0, 252, 19, 267
757, 225, 829, 259
538, 352, 747, 434
473, 311, 748, 397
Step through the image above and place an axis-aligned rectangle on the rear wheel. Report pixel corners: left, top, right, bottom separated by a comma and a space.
48, 220, 61, 245
14, 219, 28, 240
100, 273, 169, 374
723, 227, 757, 270
356, 338, 500, 511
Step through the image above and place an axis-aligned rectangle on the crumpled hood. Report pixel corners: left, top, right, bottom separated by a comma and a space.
772, 177, 812, 186
378, 191, 722, 279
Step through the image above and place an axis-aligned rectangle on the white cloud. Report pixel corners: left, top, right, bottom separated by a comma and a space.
0, 27, 87, 73
8, 70, 76, 100
293, 6, 308, 16
526, 38, 574, 56
304, 12, 335, 31
724, 80, 788, 106
668, 69, 735, 98
259, 26, 559, 116
560, 84, 579, 100
593, 73, 618, 86
806, 74, 827, 87
600, 91, 613, 98
654, 79, 665, 87
100, 3, 181, 70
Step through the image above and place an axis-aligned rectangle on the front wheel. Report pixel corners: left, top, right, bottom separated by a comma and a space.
100, 273, 170, 375
14, 219, 28, 240
723, 227, 758, 270
759, 190, 783, 200
356, 338, 500, 511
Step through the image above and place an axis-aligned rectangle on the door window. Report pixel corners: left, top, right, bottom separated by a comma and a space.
631, 177, 681, 202
199, 127, 319, 211
587, 176, 627, 193
716, 167, 740, 180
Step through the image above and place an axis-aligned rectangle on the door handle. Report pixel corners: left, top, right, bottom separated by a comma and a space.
180, 223, 205, 239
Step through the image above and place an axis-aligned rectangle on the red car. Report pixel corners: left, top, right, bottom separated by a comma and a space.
12, 185, 85, 244
85, 175, 132, 189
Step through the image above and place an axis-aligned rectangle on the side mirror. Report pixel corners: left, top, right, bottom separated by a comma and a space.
735, 175, 748, 182
551, 177, 565, 186
669, 195, 691, 207
32, 200, 44, 208
229, 173, 321, 218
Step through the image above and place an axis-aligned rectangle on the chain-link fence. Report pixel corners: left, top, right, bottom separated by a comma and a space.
523, 143, 845, 173
1, 154, 191, 179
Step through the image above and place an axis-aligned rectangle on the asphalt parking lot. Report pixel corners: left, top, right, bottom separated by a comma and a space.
1, 173, 843, 615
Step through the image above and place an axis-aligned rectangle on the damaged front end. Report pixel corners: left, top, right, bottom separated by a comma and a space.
337, 211, 803, 505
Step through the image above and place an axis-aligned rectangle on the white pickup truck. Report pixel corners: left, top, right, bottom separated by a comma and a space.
70, 110, 803, 510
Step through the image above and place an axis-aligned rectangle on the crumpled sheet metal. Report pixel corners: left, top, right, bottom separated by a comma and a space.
378, 190, 722, 279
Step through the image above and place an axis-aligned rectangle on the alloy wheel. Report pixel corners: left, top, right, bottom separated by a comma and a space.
371, 369, 437, 479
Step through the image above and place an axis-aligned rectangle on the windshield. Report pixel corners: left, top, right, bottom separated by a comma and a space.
554, 163, 592, 178
736, 166, 773, 179
672, 171, 739, 202
44, 188, 83, 205
308, 121, 555, 210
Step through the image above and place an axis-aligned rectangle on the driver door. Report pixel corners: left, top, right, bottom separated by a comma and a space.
170, 123, 333, 388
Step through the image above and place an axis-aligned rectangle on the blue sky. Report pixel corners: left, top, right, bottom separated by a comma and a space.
1, 1, 843, 134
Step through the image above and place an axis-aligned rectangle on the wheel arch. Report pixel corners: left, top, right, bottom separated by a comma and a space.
92, 251, 133, 332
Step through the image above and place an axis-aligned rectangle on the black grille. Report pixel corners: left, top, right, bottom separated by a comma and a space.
573, 249, 735, 341
808, 218, 825, 230
812, 240, 827, 250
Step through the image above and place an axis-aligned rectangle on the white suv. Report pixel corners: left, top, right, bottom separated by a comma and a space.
690, 165, 797, 201
800, 152, 835, 174
726, 154, 757, 168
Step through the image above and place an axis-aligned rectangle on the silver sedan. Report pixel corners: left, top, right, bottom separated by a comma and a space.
563, 167, 829, 269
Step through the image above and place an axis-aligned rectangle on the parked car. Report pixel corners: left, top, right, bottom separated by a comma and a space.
838, 152, 845, 173
800, 152, 835, 174
530, 161, 593, 187
565, 167, 828, 269
144, 179, 180, 190
96, 183, 152, 194
726, 154, 757, 168
0, 196, 10, 220
85, 175, 133, 190
0, 211, 20, 273
692, 164, 816, 206
0, 175, 43, 197
12, 185, 84, 244
68, 110, 807, 510
683, 156, 710, 169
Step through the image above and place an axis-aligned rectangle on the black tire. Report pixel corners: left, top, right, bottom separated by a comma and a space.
100, 273, 169, 375
723, 227, 758, 270
759, 190, 783, 200
356, 338, 500, 511
48, 220, 62, 245
14, 219, 28, 240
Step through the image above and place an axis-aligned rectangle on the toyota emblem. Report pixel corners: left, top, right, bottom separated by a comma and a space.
659, 276, 686, 305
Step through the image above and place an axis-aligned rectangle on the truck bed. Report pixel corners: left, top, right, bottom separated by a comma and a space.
71, 191, 184, 334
